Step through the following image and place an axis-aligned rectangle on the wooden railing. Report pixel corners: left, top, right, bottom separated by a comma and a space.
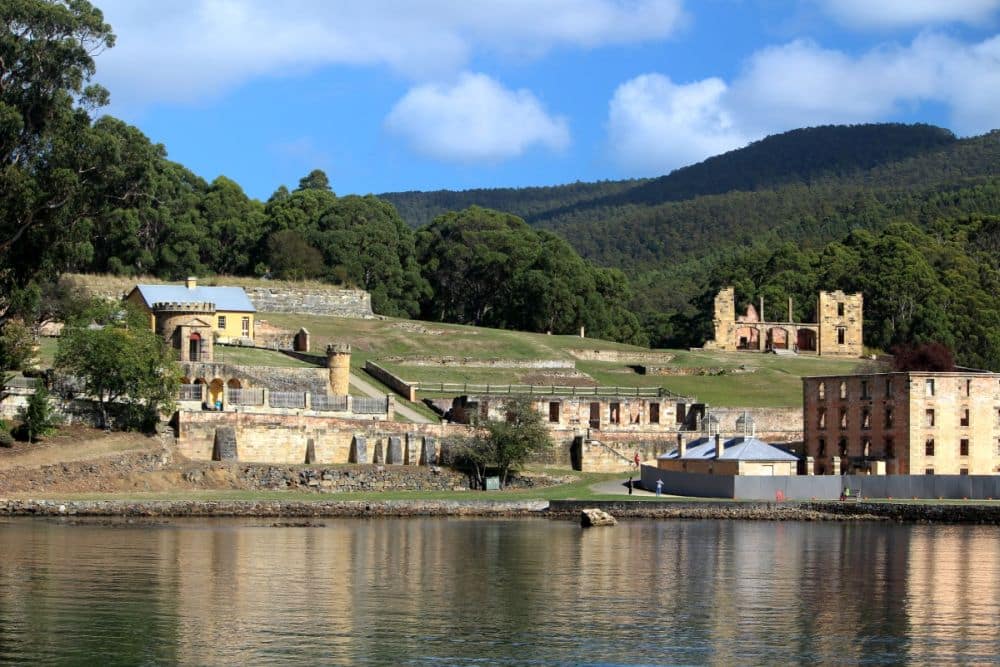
414, 382, 691, 400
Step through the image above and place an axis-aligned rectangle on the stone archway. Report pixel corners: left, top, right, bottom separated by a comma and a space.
796, 328, 817, 352
209, 378, 224, 406
735, 326, 759, 350
767, 327, 789, 350
226, 378, 242, 389
188, 332, 203, 362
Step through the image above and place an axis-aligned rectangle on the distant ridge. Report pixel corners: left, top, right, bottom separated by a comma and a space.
382, 123, 959, 228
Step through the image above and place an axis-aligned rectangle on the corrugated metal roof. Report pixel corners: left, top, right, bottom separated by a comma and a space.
658, 436, 798, 462
132, 284, 256, 312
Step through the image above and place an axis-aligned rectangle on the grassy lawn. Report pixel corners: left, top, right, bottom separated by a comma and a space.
37, 337, 59, 367
260, 314, 866, 408
212, 346, 318, 368
262, 313, 642, 368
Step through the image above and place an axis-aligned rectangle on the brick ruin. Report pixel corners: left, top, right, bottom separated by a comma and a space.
703, 287, 863, 357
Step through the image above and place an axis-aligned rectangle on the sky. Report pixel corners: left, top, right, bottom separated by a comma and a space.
92, 0, 1000, 200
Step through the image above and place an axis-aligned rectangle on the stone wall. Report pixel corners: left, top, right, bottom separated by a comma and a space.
59, 273, 375, 319
176, 411, 469, 464
180, 361, 329, 393
380, 356, 575, 369
706, 407, 803, 442
243, 286, 373, 317
817, 290, 864, 357
567, 349, 676, 363
364, 361, 417, 402
640, 365, 757, 376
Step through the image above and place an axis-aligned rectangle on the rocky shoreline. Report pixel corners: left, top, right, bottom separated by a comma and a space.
2, 498, 1000, 523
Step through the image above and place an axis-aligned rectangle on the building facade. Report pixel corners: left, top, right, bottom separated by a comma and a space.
657, 432, 799, 476
802, 372, 1000, 475
126, 277, 256, 361
704, 287, 863, 357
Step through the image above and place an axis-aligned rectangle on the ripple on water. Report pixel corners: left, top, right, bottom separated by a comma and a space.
0, 518, 998, 665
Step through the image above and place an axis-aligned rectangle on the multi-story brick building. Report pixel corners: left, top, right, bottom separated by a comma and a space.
802, 372, 1000, 475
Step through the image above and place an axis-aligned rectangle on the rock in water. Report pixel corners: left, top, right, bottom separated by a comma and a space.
581, 508, 617, 527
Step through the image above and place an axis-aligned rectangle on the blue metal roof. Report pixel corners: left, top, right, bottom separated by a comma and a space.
658, 436, 799, 462
132, 284, 256, 312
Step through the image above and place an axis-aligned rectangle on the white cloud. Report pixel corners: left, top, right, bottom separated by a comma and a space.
384, 73, 570, 162
821, 0, 1000, 29
608, 74, 747, 173
94, 0, 686, 108
609, 32, 1000, 174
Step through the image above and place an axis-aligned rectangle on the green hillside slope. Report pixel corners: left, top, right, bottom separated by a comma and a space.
381, 123, 963, 229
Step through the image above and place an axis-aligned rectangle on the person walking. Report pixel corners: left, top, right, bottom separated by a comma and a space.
627, 476, 633, 495
633, 451, 640, 468
655, 479, 663, 497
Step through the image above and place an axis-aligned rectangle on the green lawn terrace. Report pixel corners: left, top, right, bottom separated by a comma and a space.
261, 314, 865, 408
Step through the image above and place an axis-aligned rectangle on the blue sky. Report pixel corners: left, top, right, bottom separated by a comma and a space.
93, 1, 1000, 200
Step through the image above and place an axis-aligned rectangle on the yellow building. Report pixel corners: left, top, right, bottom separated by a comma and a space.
657, 432, 800, 476
126, 277, 256, 362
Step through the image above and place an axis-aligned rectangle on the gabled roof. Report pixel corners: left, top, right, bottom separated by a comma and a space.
130, 285, 255, 312
658, 436, 799, 462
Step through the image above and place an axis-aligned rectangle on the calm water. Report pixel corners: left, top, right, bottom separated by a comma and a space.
0, 517, 998, 665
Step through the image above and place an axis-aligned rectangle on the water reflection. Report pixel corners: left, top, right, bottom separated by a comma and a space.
0, 518, 998, 665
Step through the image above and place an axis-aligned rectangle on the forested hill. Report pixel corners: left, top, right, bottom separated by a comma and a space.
381, 123, 959, 228
380, 178, 645, 231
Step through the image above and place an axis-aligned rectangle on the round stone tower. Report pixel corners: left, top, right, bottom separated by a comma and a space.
152, 301, 216, 362
326, 343, 352, 395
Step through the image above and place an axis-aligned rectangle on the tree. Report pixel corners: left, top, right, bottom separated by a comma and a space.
55, 307, 177, 430
311, 195, 429, 317
296, 169, 333, 192
266, 230, 326, 280
485, 397, 551, 487
0, 0, 116, 317
0, 319, 35, 370
891, 342, 956, 372
18, 383, 57, 442
445, 397, 551, 488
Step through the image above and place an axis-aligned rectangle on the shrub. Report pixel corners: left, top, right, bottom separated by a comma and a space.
18, 384, 58, 443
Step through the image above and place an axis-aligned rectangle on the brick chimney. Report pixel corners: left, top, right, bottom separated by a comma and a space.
185, 276, 197, 290
677, 431, 687, 458
714, 432, 724, 459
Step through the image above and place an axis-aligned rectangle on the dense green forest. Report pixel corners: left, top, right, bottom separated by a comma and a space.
3, 0, 1000, 368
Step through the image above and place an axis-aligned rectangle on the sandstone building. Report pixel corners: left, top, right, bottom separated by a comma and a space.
656, 415, 799, 476
802, 371, 1000, 475
126, 277, 256, 361
704, 287, 862, 357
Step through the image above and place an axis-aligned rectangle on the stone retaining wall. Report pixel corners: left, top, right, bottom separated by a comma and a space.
180, 361, 329, 393
364, 361, 417, 401
0, 499, 547, 517
4, 498, 997, 523
380, 356, 574, 369
640, 366, 756, 376
60, 273, 375, 319
177, 411, 469, 464
568, 349, 676, 363
243, 286, 373, 317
